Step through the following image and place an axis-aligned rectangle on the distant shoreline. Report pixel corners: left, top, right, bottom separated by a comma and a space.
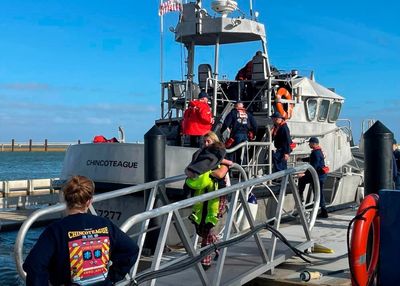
0, 141, 79, 152
0, 147, 67, 152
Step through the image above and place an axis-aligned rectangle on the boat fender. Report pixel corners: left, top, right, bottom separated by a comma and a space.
275, 87, 294, 119
349, 193, 380, 286
239, 193, 258, 231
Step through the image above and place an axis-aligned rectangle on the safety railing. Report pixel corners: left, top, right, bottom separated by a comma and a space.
15, 164, 320, 286
226, 141, 273, 179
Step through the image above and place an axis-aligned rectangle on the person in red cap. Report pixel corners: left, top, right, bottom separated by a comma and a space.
182, 90, 214, 147
298, 136, 329, 218
270, 111, 292, 171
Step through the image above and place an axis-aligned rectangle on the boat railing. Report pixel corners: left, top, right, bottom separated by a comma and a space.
15, 164, 320, 286
226, 141, 273, 179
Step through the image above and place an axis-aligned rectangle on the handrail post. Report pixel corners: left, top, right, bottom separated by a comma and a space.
28, 179, 33, 195
4, 181, 9, 197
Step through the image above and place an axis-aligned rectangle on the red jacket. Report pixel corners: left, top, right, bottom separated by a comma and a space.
182, 100, 213, 136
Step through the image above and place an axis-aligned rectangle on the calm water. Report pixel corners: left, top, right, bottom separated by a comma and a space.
0, 152, 65, 285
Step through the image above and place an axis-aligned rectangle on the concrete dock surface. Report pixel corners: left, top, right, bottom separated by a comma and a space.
248, 208, 355, 285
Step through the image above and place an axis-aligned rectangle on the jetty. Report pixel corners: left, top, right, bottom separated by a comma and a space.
0, 140, 81, 152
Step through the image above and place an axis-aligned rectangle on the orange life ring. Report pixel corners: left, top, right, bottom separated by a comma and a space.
349, 194, 380, 286
275, 87, 294, 119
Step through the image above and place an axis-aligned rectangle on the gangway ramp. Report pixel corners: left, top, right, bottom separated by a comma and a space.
152, 229, 312, 286
15, 164, 322, 286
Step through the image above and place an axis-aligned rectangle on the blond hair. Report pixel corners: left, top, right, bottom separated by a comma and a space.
204, 131, 220, 144
62, 176, 95, 209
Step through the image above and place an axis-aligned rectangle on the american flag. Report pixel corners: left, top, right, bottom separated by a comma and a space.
158, 0, 183, 16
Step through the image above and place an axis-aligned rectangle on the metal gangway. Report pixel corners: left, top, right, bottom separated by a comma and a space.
15, 164, 320, 286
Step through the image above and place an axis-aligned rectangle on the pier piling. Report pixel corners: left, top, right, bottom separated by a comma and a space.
364, 120, 394, 195
144, 125, 166, 254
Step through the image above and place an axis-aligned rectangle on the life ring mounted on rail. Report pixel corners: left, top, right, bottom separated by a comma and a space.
275, 87, 294, 119
349, 193, 380, 286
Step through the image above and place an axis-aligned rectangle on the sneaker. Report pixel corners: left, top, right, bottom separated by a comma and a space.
201, 264, 211, 271
317, 208, 329, 218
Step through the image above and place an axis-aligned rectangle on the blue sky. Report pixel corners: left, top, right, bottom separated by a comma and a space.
0, 0, 399, 143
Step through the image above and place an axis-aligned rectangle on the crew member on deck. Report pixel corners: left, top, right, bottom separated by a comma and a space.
23, 176, 139, 286
298, 137, 329, 218
270, 111, 292, 172
221, 101, 257, 163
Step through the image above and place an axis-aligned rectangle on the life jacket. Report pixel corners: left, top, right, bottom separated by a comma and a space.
182, 100, 213, 136
230, 108, 254, 138
186, 170, 220, 227
93, 135, 119, 143
271, 121, 294, 151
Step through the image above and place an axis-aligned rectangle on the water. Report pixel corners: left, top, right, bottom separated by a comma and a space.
0, 152, 65, 180
0, 152, 65, 285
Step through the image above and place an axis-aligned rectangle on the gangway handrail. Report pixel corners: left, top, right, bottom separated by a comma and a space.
15, 164, 320, 285
116, 164, 319, 285
14, 175, 185, 281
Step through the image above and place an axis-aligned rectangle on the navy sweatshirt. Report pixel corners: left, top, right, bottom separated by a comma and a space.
23, 213, 139, 286
302, 147, 327, 179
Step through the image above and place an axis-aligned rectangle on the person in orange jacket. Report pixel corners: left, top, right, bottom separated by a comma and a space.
182, 90, 214, 147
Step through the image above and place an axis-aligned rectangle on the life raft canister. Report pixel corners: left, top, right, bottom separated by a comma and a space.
275, 87, 294, 119
349, 193, 380, 286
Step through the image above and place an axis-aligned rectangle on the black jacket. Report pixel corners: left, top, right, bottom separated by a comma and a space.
272, 123, 291, 155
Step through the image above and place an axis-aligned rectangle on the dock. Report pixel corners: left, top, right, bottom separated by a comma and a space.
0, 178, 61, 231
0, 207, 62, 231
248, 208, 353, 285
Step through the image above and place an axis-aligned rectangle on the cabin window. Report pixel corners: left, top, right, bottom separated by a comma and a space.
317, 99, 330, 121
328, 102, 342, 122
306, 99, 318, 121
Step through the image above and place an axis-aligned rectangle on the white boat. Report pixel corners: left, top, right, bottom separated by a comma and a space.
15, 2, 367, 284
59, 0, 363, 219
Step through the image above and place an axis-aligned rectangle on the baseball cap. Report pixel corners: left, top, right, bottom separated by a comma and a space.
309, 137, 319, 144
198, 91, 210, 99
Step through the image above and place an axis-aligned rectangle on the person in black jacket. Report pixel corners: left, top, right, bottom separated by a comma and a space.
298, 137, 329, 218
270, 111, 291, 172
221, 101, 257, 163
393, 139, 400, 190
23, 176, 139, 286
